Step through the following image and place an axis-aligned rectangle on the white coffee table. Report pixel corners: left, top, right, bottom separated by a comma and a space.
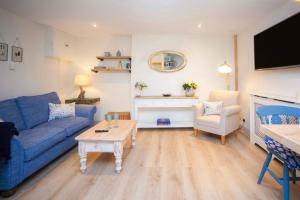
75, 120, 137, 174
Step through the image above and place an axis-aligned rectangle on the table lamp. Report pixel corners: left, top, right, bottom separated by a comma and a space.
218, 61, 232, 90
74, 74, 90, 99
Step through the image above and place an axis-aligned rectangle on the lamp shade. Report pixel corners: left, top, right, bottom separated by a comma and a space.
74, 74, 90, 86
218, 61, 232, 74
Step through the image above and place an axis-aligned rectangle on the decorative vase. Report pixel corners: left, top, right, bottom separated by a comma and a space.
185, 89, 195, 97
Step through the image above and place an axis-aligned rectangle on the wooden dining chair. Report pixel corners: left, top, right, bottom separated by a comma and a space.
256, 105, 300, 200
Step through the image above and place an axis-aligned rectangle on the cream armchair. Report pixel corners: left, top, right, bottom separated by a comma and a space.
193, 90, 240, 144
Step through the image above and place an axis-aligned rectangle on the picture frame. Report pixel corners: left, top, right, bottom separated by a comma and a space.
0, 43, 8, 61
12, 46, 23, 62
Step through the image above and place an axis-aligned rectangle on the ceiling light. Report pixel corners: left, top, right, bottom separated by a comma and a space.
197, 24, 202, 28
296, 0, 300, 2
92, 24, 97, 28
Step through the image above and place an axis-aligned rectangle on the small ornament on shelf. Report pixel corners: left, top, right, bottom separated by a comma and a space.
104, 52, 111, 57
116, 50, 121, 57
135, 82, 148, 96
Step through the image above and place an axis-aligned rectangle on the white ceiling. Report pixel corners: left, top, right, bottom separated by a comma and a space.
0, 0, 289, 37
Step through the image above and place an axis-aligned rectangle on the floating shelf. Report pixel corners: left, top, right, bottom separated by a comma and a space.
91, 67, 131, 73
96, 56, 131, 61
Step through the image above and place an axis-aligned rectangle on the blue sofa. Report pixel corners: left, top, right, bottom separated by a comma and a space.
0, 92, 96, 192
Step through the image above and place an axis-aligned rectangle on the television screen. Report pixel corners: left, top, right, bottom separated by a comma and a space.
254, 12, 300, 70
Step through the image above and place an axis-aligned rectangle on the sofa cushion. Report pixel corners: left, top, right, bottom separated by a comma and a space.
38, 117, 89, 137
196, 115, 221, 129
18, 127, 66, 161
16, 92, 61, 129
0, 99, 26, 131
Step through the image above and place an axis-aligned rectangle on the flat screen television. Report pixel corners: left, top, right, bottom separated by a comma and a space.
254, 12, 300, 70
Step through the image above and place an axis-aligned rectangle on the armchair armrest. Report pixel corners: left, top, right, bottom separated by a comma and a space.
193, 103, 204, 118
75, 105, 97, 125
222, 105, 241, 117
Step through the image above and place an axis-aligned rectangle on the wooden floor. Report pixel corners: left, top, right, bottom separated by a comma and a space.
7, 129, 300, 200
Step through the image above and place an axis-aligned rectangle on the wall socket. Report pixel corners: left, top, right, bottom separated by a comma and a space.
240, 118, 245, 127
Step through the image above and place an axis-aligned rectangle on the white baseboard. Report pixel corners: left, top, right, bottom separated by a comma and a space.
239, 126, 250, 139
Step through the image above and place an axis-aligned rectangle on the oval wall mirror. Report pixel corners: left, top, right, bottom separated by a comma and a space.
148, 50, 187, 72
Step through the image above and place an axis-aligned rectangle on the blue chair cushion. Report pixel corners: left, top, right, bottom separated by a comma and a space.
37, 117, 89, 137
0, 99, 26, 131
18, 127, 66, 162
16, 92, 61, 129
265, 136, 300, 169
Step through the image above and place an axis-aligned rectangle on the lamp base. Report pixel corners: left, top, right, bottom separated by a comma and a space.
78, 86, 85, 99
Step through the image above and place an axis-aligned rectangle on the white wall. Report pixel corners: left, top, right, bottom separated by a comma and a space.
131, 34, 235, 100
71, 35, 132, 120
0, 8, 76, 100
238, 2, 300, 130
0, 8, 132, 122
0, 7, 238, 124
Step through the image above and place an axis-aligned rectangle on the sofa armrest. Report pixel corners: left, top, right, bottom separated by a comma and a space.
222, 105, 241, 117
75, 105, 97, 125
0, 136, 24, 190
193, 103, 204, 119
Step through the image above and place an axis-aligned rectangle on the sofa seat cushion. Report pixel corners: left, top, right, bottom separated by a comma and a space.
0, 99, 26, 131
16, 92, 61, 129
18, 127, 66, 162
38, 117, 89, 137
196, 115, 221, 129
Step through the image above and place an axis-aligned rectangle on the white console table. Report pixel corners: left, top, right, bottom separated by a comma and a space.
134, 96, 199, 128
250, 93, 300, 150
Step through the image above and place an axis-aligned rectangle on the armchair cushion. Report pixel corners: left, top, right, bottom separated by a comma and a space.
195, 115, 221, 129
222, 105, 241, 117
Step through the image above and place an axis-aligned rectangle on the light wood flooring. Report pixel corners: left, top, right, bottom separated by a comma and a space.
6, 129, 300, 200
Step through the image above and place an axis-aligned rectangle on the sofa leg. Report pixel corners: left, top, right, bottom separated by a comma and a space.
0, 187, 17, 198
221, 136, 226, 145
193, 128, 198, 136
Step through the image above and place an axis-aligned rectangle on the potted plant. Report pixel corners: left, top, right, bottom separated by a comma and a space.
135, 82, 148, 96
182, 81, 198, 97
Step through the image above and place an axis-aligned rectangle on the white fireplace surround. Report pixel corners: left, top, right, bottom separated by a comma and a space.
249, 92, 300, 150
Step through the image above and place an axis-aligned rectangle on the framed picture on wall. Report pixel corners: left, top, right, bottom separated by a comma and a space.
0, 43, 8, 61
12, 46, 23, 62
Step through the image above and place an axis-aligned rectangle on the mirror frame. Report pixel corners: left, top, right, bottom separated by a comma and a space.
148, 50, 187, 73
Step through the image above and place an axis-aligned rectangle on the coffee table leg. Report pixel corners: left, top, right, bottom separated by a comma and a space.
114, 141, 123, 174
131, 126, 137, 147
78, 142, 87, 173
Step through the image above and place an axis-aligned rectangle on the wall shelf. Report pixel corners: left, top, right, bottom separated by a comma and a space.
96, 56, 131, 61
91, 67, 131, 73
